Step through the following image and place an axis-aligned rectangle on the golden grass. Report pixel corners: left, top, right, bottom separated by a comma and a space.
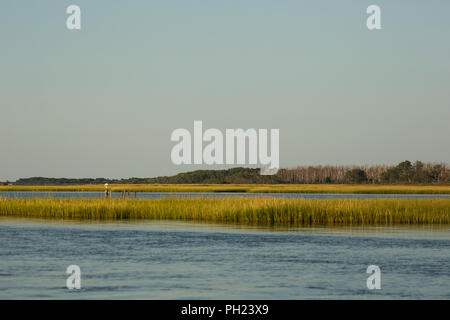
1, 197, 449, 225
1, 184, 450, 194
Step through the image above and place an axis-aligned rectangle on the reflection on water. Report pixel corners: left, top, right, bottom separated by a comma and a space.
0, 218, 449, 299
2, 191, 450, 200
1, 217, 449, 239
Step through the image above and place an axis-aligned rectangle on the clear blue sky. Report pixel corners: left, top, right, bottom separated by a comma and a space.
1, 1, 449, 180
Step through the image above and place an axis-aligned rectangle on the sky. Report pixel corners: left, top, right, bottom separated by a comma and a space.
1, 1, 449, 181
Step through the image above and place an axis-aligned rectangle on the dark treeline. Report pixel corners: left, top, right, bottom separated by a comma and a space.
8, 161, 450, 186
11, 168, 279, 186
277, 161, 449, 184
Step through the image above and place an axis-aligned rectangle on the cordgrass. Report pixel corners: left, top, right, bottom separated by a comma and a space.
1, 184, 450, 194
1, 197, 449, 226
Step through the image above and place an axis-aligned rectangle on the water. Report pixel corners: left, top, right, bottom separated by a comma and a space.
1, 191, 450, 200
0, 218, 449, 299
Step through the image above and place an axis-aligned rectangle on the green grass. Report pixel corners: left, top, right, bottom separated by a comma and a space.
1, 197, 449, 226
1, 184, 450, 194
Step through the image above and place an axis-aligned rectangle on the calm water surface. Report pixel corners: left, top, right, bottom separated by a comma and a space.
1, 191, 450, 199
0, 218, 449, 299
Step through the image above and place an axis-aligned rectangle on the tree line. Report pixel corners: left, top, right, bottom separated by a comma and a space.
277, 161, 449, 184
7, 161, 450, 186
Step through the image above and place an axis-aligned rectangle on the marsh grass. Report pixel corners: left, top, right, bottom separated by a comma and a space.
0, 197, 448, 226
1, 184, 450, 194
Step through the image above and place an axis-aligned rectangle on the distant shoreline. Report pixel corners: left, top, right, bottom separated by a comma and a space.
3, 161, 449, 186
